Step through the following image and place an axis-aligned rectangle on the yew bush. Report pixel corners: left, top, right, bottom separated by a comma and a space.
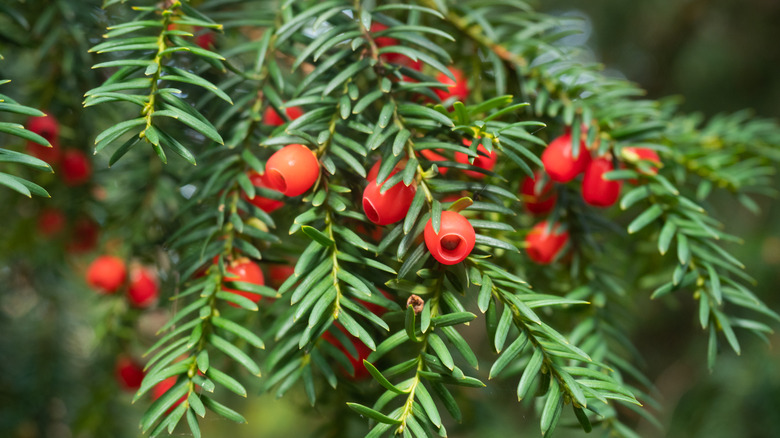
1, 1, 779, 437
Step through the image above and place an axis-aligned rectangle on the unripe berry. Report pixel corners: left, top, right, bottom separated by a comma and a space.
263, 105, 304, 127
322, 326, 372, 380
582, 157, 622, 207
127, 265, 159, 308
456, 139, 497, 179
26, 114, 60, 164
61, 149, 91, 186
115, 355, 145, 391
520, 171, 557, 215
223, 258, 265, 307
243, 171, 283, 213
37, 208, 66, 237
264, 144, 320, 197
542, 133, 590, 183
434, 67, 469, 103
424, 211, 476, 265
86, 255, 127, 294
362, 160, 416, 225
525, 221, 569, 264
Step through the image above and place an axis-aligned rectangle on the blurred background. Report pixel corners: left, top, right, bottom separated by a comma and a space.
2, 1, 780, 437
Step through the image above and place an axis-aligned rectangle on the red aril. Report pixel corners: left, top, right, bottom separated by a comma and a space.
541, 133, 590, 183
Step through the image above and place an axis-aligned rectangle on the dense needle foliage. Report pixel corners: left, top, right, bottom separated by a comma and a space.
1, 1, 779, 437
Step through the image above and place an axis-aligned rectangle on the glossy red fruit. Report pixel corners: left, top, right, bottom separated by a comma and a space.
541, 133, 590, 183
362, 160, 416, 226
265, 144, 320, 197
37, 208, 66, 237
419, 149, 449, 175
263, 105, 304, 127
67, 217, 100, 254
127, 266, 159, 308
622, 147, 661, 175
322, 326, 372, 380
456, 139, 497, 179
86, 255, 127, 294
115, 356, 145, 391
370, 22, 398, 48
525, 221, 569, 264
223, 258, 265, 307
582, 157, 622, 207
61, 149, 91, 186
268, 264, 295, 289
434, 67, 469, 103
243, 171, 283, 213
424, 211, 476, 265
520, 171, 557, 215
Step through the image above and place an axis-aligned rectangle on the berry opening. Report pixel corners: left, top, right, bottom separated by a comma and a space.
363, 197, 380, 223
267, 169, 287, 193
440, 234, 462, 251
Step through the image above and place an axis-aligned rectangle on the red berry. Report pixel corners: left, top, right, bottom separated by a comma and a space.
268, 264, 295, 289
115, 356, 145, 391
86, 255, 127, 294
366, 159, 406, 182
243, 171, 283, 213
362, 160, 416, 225
27, 114, 59, 141
66, 217, 100, 254
582, 157, 622, 207
456, 139, 497, 179
263, 105, 304, 127
37, 208, 66, 237
127, 265, 159, 308
223, 258, 265, 307
424, 211, 476, 265
264, 144, 320, 197
420, 149, 449, 175
525, 221, 569, 264
26, 114, 61, 164
382, 52, 423, 72
322, 326, 372, 380
61, 149, 91, 186
194, 27, 214, 49
370, 22, 398, 48
520, 171, 557, 215
541, 133, 591, 183
434, 67, 469, 103
152, 376, 188, 413
622, 147, 661, 175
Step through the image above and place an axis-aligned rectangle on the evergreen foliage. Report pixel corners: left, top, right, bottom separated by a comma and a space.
1, 1, 779, 437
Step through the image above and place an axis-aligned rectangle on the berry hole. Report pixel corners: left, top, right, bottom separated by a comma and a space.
363, 198, 379, 223
267, 169, 287, 193
440, 234, 462, 252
